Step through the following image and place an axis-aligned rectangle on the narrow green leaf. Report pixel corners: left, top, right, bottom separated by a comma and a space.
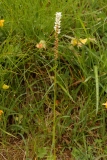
94, 66, 99, 115
57, 81, 75, 103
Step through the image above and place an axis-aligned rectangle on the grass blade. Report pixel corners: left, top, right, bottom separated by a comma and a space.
94, 65, 99, 115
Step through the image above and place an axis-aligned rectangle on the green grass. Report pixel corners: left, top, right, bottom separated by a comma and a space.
0, 0, 107, 159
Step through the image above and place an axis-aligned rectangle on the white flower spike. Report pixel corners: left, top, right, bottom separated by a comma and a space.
54, 12, 62, 34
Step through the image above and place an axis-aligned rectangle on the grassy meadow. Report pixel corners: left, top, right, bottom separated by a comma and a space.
0, 0, 107, 159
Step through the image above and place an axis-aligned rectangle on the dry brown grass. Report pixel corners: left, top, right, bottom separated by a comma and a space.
0, 137, 74, 160
0, 138, 27, 160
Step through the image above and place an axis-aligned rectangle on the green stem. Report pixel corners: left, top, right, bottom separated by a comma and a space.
52, 59, 57, 160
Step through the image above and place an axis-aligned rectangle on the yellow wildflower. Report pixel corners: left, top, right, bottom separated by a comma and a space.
2, 84, 9, 90
71, 38, 79, 46
79, 38, 87, 45
0, 110, 3, 116
102, 101, 107, 109
0, 20, 5, 27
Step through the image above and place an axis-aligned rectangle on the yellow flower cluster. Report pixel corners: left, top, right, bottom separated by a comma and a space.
0, 20, 4, 27
71, 37, 96, 48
